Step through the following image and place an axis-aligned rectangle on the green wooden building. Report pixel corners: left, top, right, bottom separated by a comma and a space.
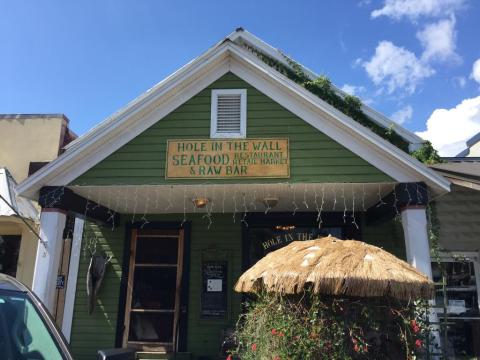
17, 29, 450, 360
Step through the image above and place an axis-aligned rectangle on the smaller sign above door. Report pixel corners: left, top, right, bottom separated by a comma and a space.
165, 138, 289, 179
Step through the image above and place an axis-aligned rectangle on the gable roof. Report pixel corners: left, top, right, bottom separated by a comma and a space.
456, 131, 480, 157
431, 158, 480, 190
17, 30, 450, 200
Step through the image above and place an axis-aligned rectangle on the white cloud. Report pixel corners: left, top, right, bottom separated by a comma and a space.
340, 84, 374, 104
416, 17, 460, 62
416, 96, 480, 156
358, 0, 372, 7
341, 84, 366, 96
453, 76, 467, 88
371, 0, 465, 21
362, 41, 435, 95
471, 58, 480, 84
391, 105, 413, 124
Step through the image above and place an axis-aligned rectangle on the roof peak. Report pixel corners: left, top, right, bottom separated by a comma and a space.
227, 29, 424, 147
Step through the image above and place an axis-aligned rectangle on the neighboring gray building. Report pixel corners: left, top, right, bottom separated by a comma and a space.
430, 158, 480, 358
457, 132, 480, 157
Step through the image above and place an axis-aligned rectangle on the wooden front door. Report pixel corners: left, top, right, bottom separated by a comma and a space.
123, 229, 184, 352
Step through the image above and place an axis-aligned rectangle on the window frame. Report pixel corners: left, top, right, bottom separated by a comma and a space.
210, 89, 247, 139
432, 251, 480, 316
122, 229, 185, 352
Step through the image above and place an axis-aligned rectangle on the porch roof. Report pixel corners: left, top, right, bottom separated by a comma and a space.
67, 182, 400, 215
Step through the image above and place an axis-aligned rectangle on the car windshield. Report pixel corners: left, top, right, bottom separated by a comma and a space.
0, 290, 65, 360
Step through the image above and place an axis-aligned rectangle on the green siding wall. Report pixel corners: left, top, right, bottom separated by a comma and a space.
72, 73, 391, 186
69, 214, 242, 360
362, 216, 406, 260
69, 220, 125, 360
185, 214, 242, 357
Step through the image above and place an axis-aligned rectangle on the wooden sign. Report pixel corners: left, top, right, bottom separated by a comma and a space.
165, 138, 289, 179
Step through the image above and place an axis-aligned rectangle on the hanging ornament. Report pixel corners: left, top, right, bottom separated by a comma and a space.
351, 184, 359, 229
291, 184, 299, 216
131, 187, 138, 223
392, 184, 399, 215
332, 184, 337, 211
241, 192, 248, 227
302, 185, 309, 209
404, 184, 412, 208
376, 183, 387, 207
140, 192, 150, 229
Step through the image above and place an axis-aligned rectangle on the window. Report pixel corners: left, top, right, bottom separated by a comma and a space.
431, 253, 480, 358
0, 235, 21, 277
0, 291, 65, 359
28, 162, 49, 176
210, 89, 246, 138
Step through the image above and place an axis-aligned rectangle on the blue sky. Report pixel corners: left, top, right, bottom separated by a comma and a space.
1, 0, 479, 155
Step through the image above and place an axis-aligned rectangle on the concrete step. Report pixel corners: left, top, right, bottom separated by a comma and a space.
136, 352, 192, 360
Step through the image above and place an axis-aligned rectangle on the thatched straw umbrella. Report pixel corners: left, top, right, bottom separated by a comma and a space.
235, 236, 433, 301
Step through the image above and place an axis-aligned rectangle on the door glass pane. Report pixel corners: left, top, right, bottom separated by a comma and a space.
132, 267, 177, 310
129, 312, 174, 343
127, 231, 182, 347
135, 236, 178, 264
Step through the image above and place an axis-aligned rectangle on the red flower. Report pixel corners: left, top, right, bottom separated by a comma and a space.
415, 339, 423, 348
410, 320, 421, 333
274, 357, 281, 360
271, 328, 277, 335
251, 343, 257, 352
226, 356, 232, 360
278, 332, 285, 337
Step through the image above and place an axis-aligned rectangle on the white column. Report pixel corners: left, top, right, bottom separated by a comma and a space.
401, 206, 432, 278
61, 216, 84, 342
32, 209, 67, 313
401, 205, 441, 357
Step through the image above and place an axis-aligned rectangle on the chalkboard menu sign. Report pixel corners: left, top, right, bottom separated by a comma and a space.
201, 261, 227, 318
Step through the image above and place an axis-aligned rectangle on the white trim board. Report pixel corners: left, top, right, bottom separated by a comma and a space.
61, 216, 85, 342
17, 40, 449, 200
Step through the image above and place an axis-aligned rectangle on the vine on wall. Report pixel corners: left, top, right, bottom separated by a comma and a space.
243, 44, 441, 164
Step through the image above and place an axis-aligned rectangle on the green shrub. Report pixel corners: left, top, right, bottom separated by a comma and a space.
229, 292, 431, 360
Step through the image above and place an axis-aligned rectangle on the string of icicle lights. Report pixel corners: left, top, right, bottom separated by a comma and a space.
40, 182, 426, 233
